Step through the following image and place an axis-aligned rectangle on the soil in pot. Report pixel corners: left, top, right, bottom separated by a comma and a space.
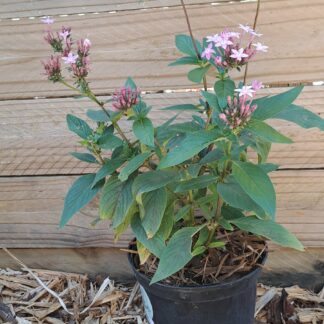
128, 229, 267, 324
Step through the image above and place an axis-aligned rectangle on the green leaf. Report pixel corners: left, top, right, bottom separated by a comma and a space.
274, 104, 324, 130
132, 170, 180, 198
91, 158, 125, 188
217, 176, 268, 219
141, 188, 168, 238
252, 86, 303, 121
86, 109, 109, 122
133, 117, 154, 147
188, 66, 210, 83
175, 175, 217, 192
161, 104, 199, 111
175, 34, 202, 57
66, 114, 92, 139
245, 119, 293, 144
150, 226, 202, 284
125, 77, 137, 90
259, 163, 279, 173
194, 227, 209, 248
99, 176, 136, 226
192, 246, 206, 256
201, 91, 222, 120
159, 130, 222, 169
231, 161, 276, 218
131, 214, 165, 257
231, 217, 304, 251
169, 56, 199, 66
157, 198, 175, 240
97, 134, 123, 150
175, 205, 191, 221
70, 152, 97, 163
199, 147, 224, 165
118, 152, 152, 182
208, 241, 226, 248
60, 174, 102, 227
214, 79, 235, 109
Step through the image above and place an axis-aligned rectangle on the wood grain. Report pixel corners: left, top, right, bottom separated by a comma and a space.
0, 170, 323, 248
1, 86, 323, 176
0, 0, 323, 99
0, 0, 245, 19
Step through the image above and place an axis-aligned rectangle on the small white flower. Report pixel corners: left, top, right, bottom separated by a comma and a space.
235, 86, 255, 98
253, 42, 268, 52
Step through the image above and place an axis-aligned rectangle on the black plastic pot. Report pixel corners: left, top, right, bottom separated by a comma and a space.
128, 247, 266, 324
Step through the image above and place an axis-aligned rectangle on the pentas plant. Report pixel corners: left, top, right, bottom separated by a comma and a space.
42, 21, 324, 284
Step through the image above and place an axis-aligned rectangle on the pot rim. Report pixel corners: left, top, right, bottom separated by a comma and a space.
128, 238, 267, 291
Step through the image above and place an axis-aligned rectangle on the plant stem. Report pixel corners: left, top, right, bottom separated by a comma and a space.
243, 0, 261, 85
60, 80, 132, 146
180, 0, 211, 121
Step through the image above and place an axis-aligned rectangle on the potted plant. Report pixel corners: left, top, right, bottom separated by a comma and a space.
42, 14, 324, 324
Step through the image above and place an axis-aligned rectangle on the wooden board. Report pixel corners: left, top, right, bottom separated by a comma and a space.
1, 0, 324, 99
0, 0, 245, 19
0, 170, 323, 248
1, 86, 323, 176
0, 248, 323, 290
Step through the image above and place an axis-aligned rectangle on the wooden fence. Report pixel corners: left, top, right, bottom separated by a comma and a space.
0, 0, 324, 278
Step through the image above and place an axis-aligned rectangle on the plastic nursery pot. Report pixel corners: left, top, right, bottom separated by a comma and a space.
128, 241, 267, 324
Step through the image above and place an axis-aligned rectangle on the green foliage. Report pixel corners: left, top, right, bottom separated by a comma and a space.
66, 114, 92, 139
188, 66, 210, 83
70, 152, 97, 163
214, 79, 235, 109
97, 134, 124, 150
161, 104, 199, 111
231, 217, 304, 251
175, 35, 202, 57
175, 175, 217, 192
169, 56, 199, 66
150, 226, 203, 284
60, 174, 102, 227
133, 118, 154, 147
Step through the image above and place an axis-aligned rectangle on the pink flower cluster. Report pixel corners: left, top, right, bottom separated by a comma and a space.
112, 87, 140, 111
42, 55, 62, 82
43, 22, 91, 83
202, 24, 268, 70
219, 80, 263, 129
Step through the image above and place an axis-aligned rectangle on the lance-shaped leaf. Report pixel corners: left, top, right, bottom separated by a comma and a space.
169, 56, 199, 66
175, 34, 202, 56
245, 119, 293, 144
231, 161, 276, 218
150, 226, 203, 284
188, 66, 210, 83
141, 188, 168, 238
231, 217, 304, 251
118, 152, 152, 182
274, 104, 324, 130
217, 175, 268, 219
125, 77, 137, 90
133, 117, 154, 147
161, 104, 199, 111
60, 174, 102, 227
70, 152, 97, 164
175, 175, 217, 192
97, 134, 123, 150
99, 176, 136, 226
132, 170, 180, 199
131, 214, 165, 258
66, 114, 92, 139
158, 130, 222, 169
214, 79, 235, 109
252, 86, 303, 121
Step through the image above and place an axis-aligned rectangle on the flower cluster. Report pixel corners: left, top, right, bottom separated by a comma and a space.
42, 19, 91, 88
112, 87, 140, 111
42, 55, 62, 82
202, 24, 268, 70
219, 80, 263, 129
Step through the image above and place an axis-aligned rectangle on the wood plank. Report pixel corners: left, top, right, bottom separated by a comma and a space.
0, 0, 243, 19
0, 0, 323, 99
1, 86, 323, 176
0, 247, 323, 291
0, 170, 323, 248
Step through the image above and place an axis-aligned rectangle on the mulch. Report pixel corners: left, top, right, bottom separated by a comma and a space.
0, 249, 323, 324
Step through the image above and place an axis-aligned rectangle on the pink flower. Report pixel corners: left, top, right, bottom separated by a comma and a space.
59, 30, 70, 41
214, 56, 223, 66
230, 48, 249, 61
234, 86, 255, 98
228, 31, 240, 39
62, 52, 78, 64
41, 16, 54, 24
201, 43, 215, 60
206, 34, 220, 43
251, 80, 264, 91
239, 24, 254, 34
42, 55, 62, 82
77, 38, 91, 56
83, 38, 91, 48
253, 42, 268, 52
112, 87, 140, 111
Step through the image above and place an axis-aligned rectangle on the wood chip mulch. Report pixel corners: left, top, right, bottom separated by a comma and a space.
0, 249, 323, 324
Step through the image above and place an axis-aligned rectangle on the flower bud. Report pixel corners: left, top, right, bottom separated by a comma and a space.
112, 87, 140, 111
